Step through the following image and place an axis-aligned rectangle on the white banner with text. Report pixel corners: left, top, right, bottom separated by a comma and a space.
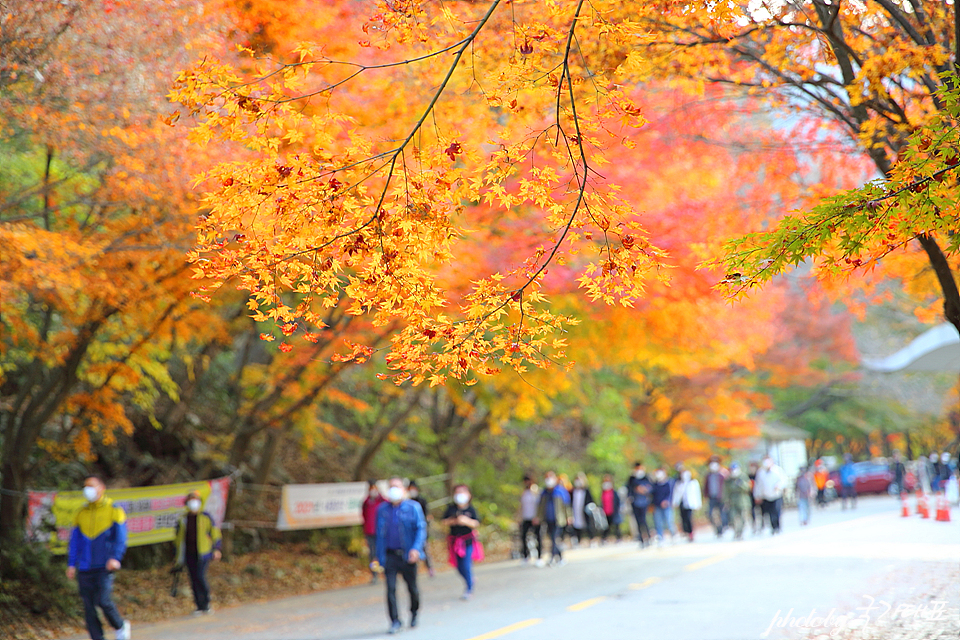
275, 482, 367, 531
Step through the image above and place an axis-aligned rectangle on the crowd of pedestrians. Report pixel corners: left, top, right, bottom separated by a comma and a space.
65, 448, 957, 638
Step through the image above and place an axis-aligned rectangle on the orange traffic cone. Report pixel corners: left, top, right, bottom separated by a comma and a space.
919, 493, 930, 518
901, 496, 910, 517
935, 496, 951, 522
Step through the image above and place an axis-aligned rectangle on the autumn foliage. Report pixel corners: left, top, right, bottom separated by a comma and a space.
3, 0, 955, 553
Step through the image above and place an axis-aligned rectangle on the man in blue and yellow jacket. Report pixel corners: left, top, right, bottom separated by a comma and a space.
66, 475, 131, 640
173, 490, 222, 614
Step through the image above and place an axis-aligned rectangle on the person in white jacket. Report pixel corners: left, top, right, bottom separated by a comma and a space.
672, 469, 702, 541
753, 456, 788, 534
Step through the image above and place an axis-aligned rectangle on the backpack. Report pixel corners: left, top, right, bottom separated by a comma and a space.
586, 502, 608, 531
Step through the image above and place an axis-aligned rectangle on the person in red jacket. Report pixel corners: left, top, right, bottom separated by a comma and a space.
362, 480, 385, 584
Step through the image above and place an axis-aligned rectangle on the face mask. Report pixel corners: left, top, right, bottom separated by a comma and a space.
942, 454, 950, 463
454, 492, 469, 506
731, 468, 741, 477
83, 486, 99, 502
545, 478, 557, 488
930, 454, 938, 462
682, 471, 692, 481
655, 472, 666, 482
387, 486, 404, 503
709, 462, 720, 472
602, 482, 613, 490
187, 499, 201, 513
409, 490, 419, 498
636, 470, 646, 478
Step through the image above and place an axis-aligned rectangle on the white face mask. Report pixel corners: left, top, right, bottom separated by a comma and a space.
602, 482, 613, 490
655, 472, 666, 482
545, 478, 557, 488
682, 471, 692, 481
930, 454, 938, 462
942, 454, 950, 463
387, 486, 404, 503
709, 462, 720, 472
731, 468, 741, 477
454, 492, 469, 506
83, 486, 99, 502
187, 499, 202, 513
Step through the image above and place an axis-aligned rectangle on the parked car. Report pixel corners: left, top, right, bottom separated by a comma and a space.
828, 461, 912, 495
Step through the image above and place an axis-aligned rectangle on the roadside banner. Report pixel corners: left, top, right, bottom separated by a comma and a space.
276, 482, 367, 530
27, 477, 230, 554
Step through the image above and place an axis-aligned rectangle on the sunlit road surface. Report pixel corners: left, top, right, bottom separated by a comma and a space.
63, 496, 959, 640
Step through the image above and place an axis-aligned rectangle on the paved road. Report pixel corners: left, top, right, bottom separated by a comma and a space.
67, 496, 960, 640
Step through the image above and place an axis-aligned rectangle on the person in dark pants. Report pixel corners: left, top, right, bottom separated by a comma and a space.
407, 480, 435, 577
375, 477, 427, 635
362, 480, 385, 584
747, 461, 760, 533
753, 456, 787, 534
174, 490, 222, 614
442, 484, 481, 599
518, 475, 542, 562
66, 475, 131, 640
625, 462, 652, 547
839, 453, 858, 509
537, 471, 570, 565
704, 456, 726, 537
599, 474, 622, 543
891, 451, 907, 496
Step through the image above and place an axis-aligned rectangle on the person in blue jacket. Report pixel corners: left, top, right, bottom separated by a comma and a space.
839, 453, 858, 510
374, 477, 427, 635
66, 475, 131, 640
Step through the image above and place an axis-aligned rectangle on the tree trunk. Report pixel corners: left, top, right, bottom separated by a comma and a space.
0, 458, 27, 557
916, 234, 960, 335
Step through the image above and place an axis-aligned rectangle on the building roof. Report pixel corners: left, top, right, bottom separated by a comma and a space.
861, 323, 960, 373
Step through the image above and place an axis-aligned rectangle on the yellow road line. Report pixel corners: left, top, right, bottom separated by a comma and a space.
683, 554, 735, 572
629, 576, 662, 590
566, 596, 607, 612
464, 618, 543, 640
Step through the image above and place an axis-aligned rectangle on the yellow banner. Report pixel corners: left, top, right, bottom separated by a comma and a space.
28, 478, 230, 554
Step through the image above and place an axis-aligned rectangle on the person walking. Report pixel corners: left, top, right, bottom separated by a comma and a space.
599, 474, 622, 543
672, 468, 702, 542
748, 461, 760, 533
934, 452, 951, 494
518, 475, 542, 563
704, 456, 726, 537
570, 473, 595, 546
890, 451, 907, 497
753, 456, 788, 534
723, 462, 751, 540
173, 490, 222, 614
650, 467, 677, 546
795, 466, 814, 526
625, 462, 652, 547
375, 477, 427, 634
839, 453, 858, 509
407, 480, 435, 577
537, 471, 570, 565
362, 480, 385, 584
442, 484, 481, 599
813, 460, 829, 507
66, 475, 131, 640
